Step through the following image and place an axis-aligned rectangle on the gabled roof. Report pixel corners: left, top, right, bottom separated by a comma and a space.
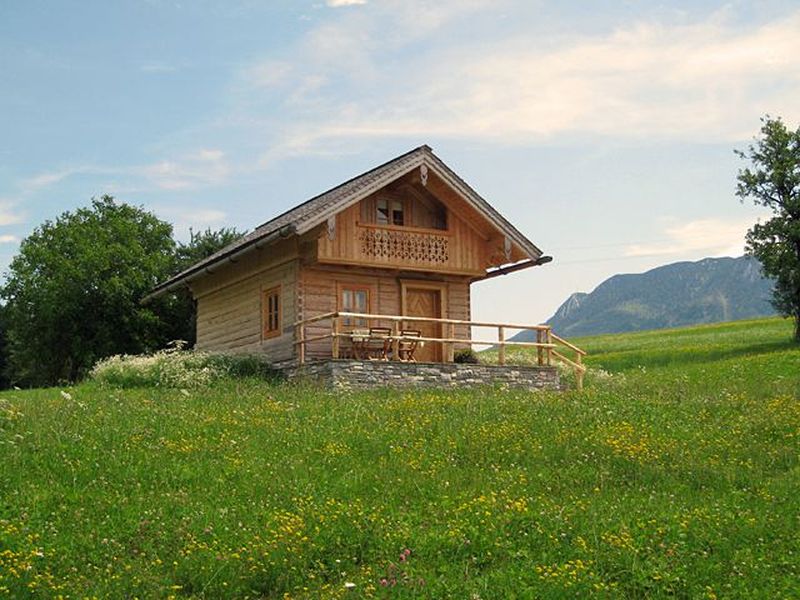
145, 145, 543, 301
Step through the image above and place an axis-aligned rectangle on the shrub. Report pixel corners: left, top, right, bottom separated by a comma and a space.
89, 347, 276, 388
453, 348, 479, 364
205, 353, 277, 379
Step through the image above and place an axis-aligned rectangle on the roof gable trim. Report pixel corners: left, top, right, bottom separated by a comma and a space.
298, 150, 542, 259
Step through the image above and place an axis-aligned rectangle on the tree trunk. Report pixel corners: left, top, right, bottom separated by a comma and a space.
795, 314, 800, 343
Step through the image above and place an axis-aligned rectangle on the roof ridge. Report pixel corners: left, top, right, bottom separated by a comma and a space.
251, 145, 431, 233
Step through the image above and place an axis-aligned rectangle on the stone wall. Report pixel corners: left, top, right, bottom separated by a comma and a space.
282, 359, 559, 391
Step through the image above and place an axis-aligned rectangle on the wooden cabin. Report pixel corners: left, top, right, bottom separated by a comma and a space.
146, 145, 565, 369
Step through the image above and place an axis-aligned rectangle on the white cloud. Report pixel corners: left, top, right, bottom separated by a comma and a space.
244, 7, 800, 155
140, 62, 178, 73
191, 208, 227, 224
0, 201, 25, 226
194, 149, 225, 162
326, 0, 367, 6
624, 217, 758, 259
19, 167, 91, 192
13, 148, 232, 202
137, 149, 231, 191
0, 234, 19, 244
155, 206, 228, 242
242, 60, 293, 89
157, 206, 226, 225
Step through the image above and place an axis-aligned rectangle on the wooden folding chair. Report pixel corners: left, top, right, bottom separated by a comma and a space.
347, 328, 371, 359
367, 327, 392, 360
398, 329, 421, 362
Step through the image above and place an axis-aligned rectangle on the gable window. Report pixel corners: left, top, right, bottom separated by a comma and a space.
376, 198, 404, 226
262, 286, 281, 339
391, 199, 404, 226
340, 285, 370, 328
376, 198, 389, 225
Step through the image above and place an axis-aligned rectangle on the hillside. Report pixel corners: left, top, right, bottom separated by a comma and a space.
0, 318, 798, 598
520, 256, 775, 339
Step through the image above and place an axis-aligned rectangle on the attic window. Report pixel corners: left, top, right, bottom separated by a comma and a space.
377, 198, 404, 226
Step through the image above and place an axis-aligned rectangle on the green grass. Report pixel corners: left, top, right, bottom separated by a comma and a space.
1, 317, 798, 598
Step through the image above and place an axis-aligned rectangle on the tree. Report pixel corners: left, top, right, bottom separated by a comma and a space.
0, 196, 175, 386
736, 116, 800, 342
0, 303, 10, 389
155, 227, 245, 346
176, 227, 245, 268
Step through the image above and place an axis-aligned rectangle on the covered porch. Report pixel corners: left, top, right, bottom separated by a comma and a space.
293, 311, 587, 389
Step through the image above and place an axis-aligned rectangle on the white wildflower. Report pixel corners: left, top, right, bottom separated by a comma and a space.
60, 390, 72, 401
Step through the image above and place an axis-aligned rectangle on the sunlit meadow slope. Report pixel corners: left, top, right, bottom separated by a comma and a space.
1, 317, 798, 598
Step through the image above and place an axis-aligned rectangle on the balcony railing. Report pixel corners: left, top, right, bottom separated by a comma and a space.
293, 311, 588, 390
358, 224, 449, 265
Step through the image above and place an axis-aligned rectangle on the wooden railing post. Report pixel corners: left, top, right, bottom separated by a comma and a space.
576, 352, 584, 391
498, 326, 505, 366
298, 324, 306, 365
392, 320, 400, 361
448, 322, 455, 362
536, 329, 544, 366
546, 327, 553, 366
332, 315, 340, 359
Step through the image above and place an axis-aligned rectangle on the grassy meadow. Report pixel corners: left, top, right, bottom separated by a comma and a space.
1, 317, 798, 598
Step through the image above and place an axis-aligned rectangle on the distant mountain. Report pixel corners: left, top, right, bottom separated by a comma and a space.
516, 256, 776, 340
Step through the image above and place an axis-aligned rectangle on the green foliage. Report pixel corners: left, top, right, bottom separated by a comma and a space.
453, 348, 479, 363
736, 116, 800, 340
0, 201, 245, 387
89, 346, 276, 388
0, 304, 9, 390
207, 351, 277, 379
0, 318, 798, 598
177, 227, 245, 267
0, 196, 175, 386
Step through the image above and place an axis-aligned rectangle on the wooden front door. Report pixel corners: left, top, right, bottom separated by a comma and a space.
405, 287, 442, 362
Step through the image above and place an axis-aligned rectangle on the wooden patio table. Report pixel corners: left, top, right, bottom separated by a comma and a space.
348, 329, 422, 361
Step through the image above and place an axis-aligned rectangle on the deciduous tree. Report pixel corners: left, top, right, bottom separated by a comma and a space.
0, 196, 175, 385
736, 116, 800, 342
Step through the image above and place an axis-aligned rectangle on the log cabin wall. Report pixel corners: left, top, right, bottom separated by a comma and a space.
299, 265, 471, 360
191, 238, 298, 361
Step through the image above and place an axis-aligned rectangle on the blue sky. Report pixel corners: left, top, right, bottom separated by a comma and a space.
1, 0, 798, 325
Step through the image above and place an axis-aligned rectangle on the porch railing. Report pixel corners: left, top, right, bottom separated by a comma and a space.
293, 311, 588, 390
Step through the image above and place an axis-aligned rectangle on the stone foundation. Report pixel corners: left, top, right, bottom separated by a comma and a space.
282, 359, 559, 391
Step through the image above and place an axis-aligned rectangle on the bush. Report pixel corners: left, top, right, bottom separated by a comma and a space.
89, 346, 276, 388
453, 348, 479, 364
204, 353, 277, 379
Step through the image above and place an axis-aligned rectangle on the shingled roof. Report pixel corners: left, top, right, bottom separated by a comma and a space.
145, 145, 542, 301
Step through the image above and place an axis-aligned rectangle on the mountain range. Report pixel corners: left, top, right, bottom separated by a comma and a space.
515, 256, 776, 340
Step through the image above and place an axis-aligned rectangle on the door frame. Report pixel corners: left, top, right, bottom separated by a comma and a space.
400, 280, 449, 362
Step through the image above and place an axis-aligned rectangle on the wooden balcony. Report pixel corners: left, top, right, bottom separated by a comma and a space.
294, 311, 588, 389
357, 223, 450, 265
317, 217, 485, 275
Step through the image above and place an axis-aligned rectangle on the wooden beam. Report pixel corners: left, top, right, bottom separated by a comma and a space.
498, 326, 505, 366
331, 316, 340, 359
